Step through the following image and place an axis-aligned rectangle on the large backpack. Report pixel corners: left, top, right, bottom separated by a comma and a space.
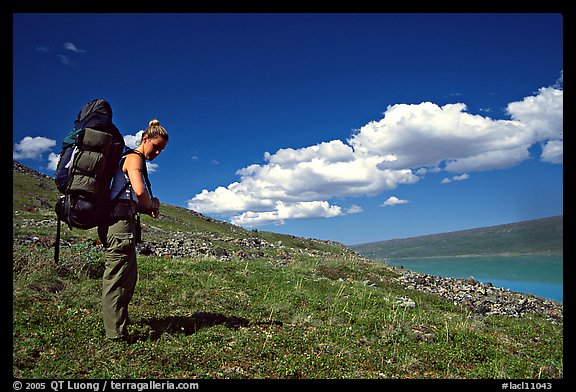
54, 98, 125, 261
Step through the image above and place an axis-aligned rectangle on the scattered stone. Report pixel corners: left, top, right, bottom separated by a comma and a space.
390, 266, 562, 322
13, 159, 563, 324
396, 296, 416, 308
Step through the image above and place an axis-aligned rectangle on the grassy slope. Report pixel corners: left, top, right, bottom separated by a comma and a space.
12, 163, 563, 379
351, 216, 563, 260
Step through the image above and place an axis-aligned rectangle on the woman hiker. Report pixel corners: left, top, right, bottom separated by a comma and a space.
98, 119, 169, 342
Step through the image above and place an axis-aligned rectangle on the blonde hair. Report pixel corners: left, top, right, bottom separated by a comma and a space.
142, 119, 169, 142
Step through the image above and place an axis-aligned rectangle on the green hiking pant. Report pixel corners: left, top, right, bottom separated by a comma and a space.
98, 216, 137, 340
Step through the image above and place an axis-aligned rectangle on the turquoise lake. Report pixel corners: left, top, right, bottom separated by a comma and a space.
382, 255, 563, 303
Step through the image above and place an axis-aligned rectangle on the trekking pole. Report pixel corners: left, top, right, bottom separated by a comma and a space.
54, 217, 61, 263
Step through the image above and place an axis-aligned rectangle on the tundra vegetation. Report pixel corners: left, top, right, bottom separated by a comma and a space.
12, 162, 563, 379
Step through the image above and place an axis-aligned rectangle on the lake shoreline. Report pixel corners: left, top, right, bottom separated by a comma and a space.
380, 252, 563, 261
379, 254, 563, 302
390, 264, 563, 322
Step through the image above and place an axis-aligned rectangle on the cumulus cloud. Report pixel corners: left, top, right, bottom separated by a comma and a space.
506, 87, 562, 141
47, 152, 59, 171
352, 102, 538, 173
13, 136, 56, 160
506, 86, 563, 164
381, 197, 409, 207
540, 140, 563, 164
189, 148, 419, 225
187, 77, 562, 227
124, 131, 144, 149
231, 201, 343, 226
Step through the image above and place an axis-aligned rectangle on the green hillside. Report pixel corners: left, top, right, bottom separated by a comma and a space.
352, 216, 563, 260
12, 161, 563, 379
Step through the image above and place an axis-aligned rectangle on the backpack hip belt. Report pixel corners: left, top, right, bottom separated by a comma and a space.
110, 200, 137, 221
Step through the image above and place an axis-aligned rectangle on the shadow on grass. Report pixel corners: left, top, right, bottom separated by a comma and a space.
133, 311, 250, 341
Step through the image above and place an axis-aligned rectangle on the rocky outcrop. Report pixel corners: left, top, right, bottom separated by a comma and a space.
136, 226, 268, 261
13, 160, 53, 180
136, 222, 346, 264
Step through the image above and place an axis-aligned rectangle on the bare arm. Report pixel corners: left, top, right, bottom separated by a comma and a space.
123, 153, 160, 217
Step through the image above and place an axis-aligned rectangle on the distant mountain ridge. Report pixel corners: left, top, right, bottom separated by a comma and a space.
351, 215, 563, 260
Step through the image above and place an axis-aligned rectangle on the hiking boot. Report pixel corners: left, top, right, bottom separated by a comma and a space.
105, 334, 131, 344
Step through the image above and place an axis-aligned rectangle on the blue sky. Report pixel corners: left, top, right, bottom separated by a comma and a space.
13, 13, 563, 245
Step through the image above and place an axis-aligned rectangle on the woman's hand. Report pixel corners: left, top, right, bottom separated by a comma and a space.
149, 197, 160, 218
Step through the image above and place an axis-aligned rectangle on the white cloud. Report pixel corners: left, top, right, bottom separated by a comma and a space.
506, 87, 563, 141
506, 86, 563, 166
381, 196, 409, 207
144, 162, 158, 173
63, 42, 85, 53
352, 102, 537, 173
540, 140, 563, 164
13, 136, 56, 160
188, 76, 562, 226
47, 152, 59, 171
189, 152, 419, 219
124, 131, 144, 149
443, 146, 530, 173
346, 204, 363, 214
264, 140, 354, 166
441, 173, 470, 184
231, 201, 343, 227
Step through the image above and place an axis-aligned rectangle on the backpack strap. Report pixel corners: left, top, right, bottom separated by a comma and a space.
110, 154, 130, 202
123, 149, 154, 244
54, 216, 61, 263
124, 149, 153, 198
